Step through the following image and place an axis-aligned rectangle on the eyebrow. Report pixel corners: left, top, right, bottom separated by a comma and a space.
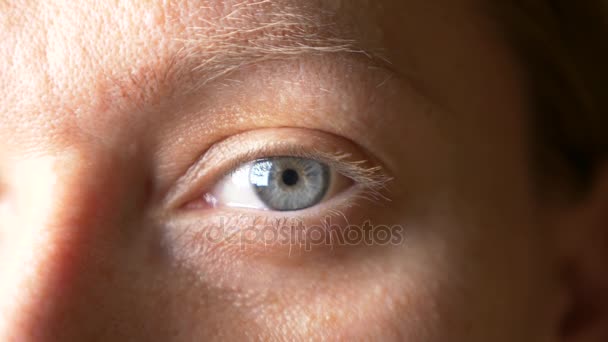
170, 0, 385, 91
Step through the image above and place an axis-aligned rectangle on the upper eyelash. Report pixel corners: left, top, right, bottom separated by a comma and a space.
165, 131, 394, 210
214, 149, 394, 212
173, 151, 392, 209
302, 149, 393, 202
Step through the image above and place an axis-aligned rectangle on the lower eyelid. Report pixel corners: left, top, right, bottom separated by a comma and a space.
164, 190, 392, 263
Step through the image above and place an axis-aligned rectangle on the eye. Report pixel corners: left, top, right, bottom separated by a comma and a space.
169, 128, 392, 215
205, 156, 346, 211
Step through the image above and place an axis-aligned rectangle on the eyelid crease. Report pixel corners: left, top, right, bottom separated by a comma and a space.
164, 128, 393, 211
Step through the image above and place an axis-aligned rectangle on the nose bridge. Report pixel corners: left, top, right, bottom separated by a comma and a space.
0, 149, 135, 341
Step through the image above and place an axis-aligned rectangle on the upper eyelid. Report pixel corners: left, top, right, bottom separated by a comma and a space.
151, 53, 407, 195
163, 128, 393, 210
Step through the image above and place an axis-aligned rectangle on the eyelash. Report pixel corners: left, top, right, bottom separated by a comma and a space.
165, 129, 393, 215
156, 128, 399, 262
195, 149, 391, 213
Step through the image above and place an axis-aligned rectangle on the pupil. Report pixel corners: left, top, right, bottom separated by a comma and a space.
281, 169, 299, 186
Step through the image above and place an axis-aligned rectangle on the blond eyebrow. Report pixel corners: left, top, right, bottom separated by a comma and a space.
172, 0, 384, 90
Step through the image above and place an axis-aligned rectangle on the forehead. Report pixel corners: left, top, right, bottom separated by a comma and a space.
0, 0, 376, 93
0, 0, 516, 153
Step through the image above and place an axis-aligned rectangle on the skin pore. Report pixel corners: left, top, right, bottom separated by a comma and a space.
1, 0, 607, 341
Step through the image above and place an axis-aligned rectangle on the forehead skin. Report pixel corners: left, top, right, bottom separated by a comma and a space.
0, 0, 520, 152
0, 0, 559, 341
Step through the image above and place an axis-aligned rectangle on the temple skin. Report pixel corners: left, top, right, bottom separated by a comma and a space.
1, 0, 607, 341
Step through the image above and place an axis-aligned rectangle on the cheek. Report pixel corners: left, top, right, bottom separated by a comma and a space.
143, 183, 549, 341
199, 255, 436, 340
404, 208, 560, 342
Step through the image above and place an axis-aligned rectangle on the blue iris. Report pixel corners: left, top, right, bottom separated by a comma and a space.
249, 157, 330, 211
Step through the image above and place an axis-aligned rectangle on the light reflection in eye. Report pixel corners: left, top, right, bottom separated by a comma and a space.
206, 157, 333, 211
